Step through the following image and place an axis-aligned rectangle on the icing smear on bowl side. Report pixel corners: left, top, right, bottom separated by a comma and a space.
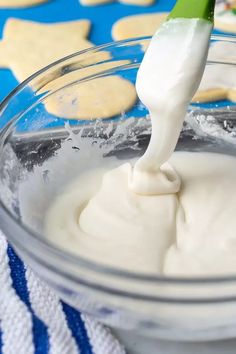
44, 17, 236, 276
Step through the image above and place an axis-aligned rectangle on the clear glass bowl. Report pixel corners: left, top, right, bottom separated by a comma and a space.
1, 36, 236, 342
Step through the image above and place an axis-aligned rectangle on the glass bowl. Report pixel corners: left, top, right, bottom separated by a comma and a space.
1, 36, 236, 342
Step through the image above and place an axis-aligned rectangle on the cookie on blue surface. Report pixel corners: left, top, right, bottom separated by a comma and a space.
45, 74, 137, 120
112, 13, 169, 40
0, 0, 48, 7
0, 18, 93, 81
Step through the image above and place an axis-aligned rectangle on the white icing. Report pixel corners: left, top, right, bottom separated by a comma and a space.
131, 19, 212, 194
164, 152, 236, 276
45, 152, 236, 276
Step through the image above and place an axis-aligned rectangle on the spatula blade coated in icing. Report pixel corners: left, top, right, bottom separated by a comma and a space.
133, 17, 213, 194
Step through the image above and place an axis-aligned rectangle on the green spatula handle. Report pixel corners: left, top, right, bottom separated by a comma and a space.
168, 0, 216, 22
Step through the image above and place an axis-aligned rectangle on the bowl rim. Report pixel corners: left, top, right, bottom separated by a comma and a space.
1, 34, 236, 291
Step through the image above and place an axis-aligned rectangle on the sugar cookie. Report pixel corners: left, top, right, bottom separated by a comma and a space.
42, 59, 137, 120
0, 0, 48, 7
80, 0, 155, 6
214, 0, 236, 33
112, 13, 168, 41
193, 41, 236, 103
45, 75, 137, 120
39, 59, 129, 93
0, 18, 93, 82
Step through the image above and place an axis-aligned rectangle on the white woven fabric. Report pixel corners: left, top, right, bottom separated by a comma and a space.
0, 231, 125, 354
26, 268, 78, 354
82, 314, 126, 354
0, 235, 34, 354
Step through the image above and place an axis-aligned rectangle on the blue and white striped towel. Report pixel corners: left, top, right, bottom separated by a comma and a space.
0, 231, 125, 354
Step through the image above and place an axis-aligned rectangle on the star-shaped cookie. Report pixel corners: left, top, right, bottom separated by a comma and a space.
0, 18, 93, 81
0, 18, 136, 120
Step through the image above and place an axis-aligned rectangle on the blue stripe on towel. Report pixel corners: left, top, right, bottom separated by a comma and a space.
62, 302, 93, 354
7, 246, 49, 354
